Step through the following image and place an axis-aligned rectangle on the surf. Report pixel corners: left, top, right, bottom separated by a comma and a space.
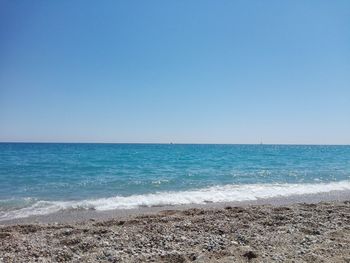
1, 180, 350, 221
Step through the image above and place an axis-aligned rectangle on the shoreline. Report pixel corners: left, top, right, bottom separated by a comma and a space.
1, 189, 350, 225
1, 195, 349, 262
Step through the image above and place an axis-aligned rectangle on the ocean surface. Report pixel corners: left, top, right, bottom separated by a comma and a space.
1, 143, 350, 221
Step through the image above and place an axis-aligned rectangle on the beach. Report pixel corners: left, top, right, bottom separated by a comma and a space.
1, 144, 350, 262
2, 0, 350, 261
1, 192, 350, 262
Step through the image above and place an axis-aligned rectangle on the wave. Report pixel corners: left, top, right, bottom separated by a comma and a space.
1, 180, 350, 221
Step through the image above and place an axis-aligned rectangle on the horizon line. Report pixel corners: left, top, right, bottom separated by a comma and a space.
0, 141, 349, 146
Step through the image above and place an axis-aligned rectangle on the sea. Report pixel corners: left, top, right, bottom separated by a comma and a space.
1, 143, 350, 221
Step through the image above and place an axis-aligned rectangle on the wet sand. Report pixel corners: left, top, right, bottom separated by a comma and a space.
1, 191, 350, 262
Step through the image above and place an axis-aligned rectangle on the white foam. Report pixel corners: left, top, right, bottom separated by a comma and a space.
1, 180, 350, 221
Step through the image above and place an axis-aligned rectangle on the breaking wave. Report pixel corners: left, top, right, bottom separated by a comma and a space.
1, 180, 350, 221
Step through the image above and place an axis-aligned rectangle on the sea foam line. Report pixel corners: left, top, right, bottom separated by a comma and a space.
1, 180, 350, 221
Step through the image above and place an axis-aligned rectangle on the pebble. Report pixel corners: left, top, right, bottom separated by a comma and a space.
1, 201, 349, 262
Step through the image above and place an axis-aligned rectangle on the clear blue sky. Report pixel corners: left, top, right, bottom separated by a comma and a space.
1, 0, 349, 144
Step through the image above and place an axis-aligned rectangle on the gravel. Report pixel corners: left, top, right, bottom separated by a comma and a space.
1, 201, 350, 262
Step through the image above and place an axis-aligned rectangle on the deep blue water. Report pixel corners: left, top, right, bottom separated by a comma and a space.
1, 143, 350, 220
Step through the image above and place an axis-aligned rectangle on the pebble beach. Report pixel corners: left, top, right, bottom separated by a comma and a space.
1, 200, 350, 262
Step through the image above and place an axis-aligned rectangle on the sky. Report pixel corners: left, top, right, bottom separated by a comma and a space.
0, 0, 349, 144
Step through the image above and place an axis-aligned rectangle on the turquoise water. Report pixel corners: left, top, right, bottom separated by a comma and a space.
1, 143, 350, 220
